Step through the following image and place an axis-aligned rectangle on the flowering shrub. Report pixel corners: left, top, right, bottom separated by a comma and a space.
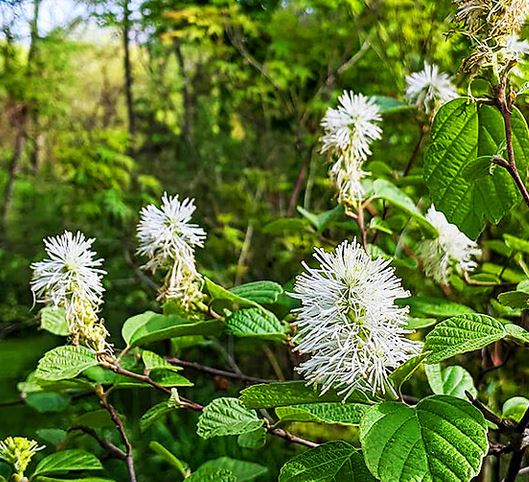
5, 1, 529, 481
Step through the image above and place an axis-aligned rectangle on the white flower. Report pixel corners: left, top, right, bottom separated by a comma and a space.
291, 240, 421, 398
137, 193, 206, 308
137, 193, 206, 272
406, 63, 458, 112
419, 206, 481, 284
329, 153, 368, 207
31, 231, 105, 309
31, 231, 110, 352
320, 91, 382, 161
503, 34, 529, 58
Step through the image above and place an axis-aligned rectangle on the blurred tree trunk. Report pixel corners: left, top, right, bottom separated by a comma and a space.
1, 0, 40, 240
123, 0, 136, 138
173, 40, 192, 144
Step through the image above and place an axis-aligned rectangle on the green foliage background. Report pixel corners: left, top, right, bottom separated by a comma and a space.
2, 0, 529, 480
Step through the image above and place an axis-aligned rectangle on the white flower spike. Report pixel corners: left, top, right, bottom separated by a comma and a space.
291, 240, 421, 398
320, 91, 382, 161
137, 193, 206, 308
31, 231, 110, 353
419, 206, 482, 285
406, 62, 458, 113
137, 193, 206, 272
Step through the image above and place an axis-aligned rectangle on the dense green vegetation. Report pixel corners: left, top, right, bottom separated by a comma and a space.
3, 0, 529, 481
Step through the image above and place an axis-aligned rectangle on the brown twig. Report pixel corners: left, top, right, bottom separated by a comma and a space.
96, 386, 137, 482
69, 425, 126, 460
494, 81, 529, 210
268, 427, 319, 448
166, 358, 274, 384
100, 358, 317, 449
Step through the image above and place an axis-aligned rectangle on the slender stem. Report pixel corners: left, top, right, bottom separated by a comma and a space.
101, 358, 317, 449
166, 358, 274, 384
495, 84, 529, 209
96, 387, 137, 482
505, 449, 525, 482
403, 123, 428, 176
356, 203, 368, 249
269, 427, 319, 448
69, 425, 126, 460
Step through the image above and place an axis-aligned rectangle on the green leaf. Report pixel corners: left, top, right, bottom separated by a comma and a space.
36, 429, 67, 447
296, 205, 344, 232
424, 99, 529, 238
498, 290, 529, 309
72, 409, 113, 429
187, 468, 236, 482
200, 457, 268, 482
371, 179, 435, 233
373, 95, 412, 114
405, 318, 438, 329
275, 402, 369, 426
35, 346, 98, 381
279, 441, 375, 482
502, 397, 529, 422
504, 234, 529, 255
225, 308, 287, 341
142, 350, 181, 372
40, 307, 69, 336
505, 323, 529, 343
240, 381, 371, 409
424, 314, 507, 363
149, 441, 189, 476
229, 281, 284, 304
204, 278, 258, 308
237, 428, 266, 449
140, 402, 174, 432
122, 311, 222, 347
197, 398, 263, 439
25, 392, 71, 413
360, 395, 488, 482
398, 296, 474, 318
33, 450, 103, 477
425, 364, 477, 399
389, 353, 429, 392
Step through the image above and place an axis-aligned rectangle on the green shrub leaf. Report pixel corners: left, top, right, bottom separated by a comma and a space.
199, 457, 268, 482
425, 364, 477, 399
122, 311, 222, 347
360, 395, 488, 482
424, 99, 529, 238
424, 314, 506, 363
35, 346, 98, 381
197, 398, 263, 439
33, 449, 103, 477
40, 307, 69, 336
279, 441, 375, 481
275, 402, 369, 426
240, 381, 371, 409
226, 308, 286, 341
229, 281, 284, 304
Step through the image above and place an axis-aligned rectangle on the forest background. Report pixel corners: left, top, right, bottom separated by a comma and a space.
1, 0, 522, 479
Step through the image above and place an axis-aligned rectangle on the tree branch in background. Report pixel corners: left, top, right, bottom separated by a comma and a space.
96, 386, 137, 482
